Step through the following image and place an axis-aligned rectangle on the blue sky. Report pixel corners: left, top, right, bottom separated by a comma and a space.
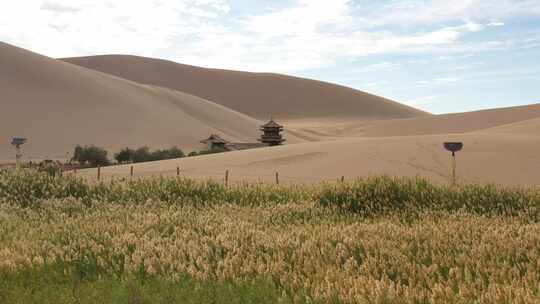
1, 0, 539, 114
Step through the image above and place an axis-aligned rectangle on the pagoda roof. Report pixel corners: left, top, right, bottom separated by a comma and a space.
261, 119, 283, 128
200, 134, 228, 144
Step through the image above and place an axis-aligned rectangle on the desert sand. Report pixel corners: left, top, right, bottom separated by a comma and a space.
77, 131, 540, 187
0, 42, 304, 161
2, 41, 540, 186
62, 55, 429, 121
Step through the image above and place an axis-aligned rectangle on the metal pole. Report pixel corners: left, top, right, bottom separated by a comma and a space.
451, 152, 456, 186
15, 145, 21, 169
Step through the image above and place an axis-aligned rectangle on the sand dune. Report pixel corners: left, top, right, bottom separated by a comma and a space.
358, 103, 540, 137
480, 116, 540, 135
261, 102, 540, 143
0, 42, 302, 161
79, 132, 540, 186
3, 42, 539, 186
62, 55, 429, 121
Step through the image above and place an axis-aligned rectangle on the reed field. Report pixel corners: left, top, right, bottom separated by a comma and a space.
1, 169, 539, 303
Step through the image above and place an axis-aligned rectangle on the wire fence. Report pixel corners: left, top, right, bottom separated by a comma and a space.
70, 164, 348, 185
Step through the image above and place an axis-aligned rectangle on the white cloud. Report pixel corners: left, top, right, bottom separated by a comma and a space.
0, 0, 538, 73
416, 77, 460, 86
360, 62, 400, 72
0, 0, 230, 57
360, 0, 540, 28
409, 95, 442, 106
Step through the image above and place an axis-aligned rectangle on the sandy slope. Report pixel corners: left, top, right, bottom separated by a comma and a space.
0, 42, 302, 161
480, 116, 540, 135
62, 55, 429, 121
358, 103, 540, 137
3, 42, 539, 185
259, 102, 540, 142
79, 132, 540, 186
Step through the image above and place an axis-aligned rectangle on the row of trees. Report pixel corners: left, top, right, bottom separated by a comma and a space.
114, 147, 184, 164
72, 145, 225, 167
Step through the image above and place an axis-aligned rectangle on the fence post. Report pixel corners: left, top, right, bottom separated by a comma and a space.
177, 166, 180, 176
225, 170, 229, 187
130, 166, 134, 177
341, 176, 345, 183
275, 172, 279, 185
97, 166, 101, 181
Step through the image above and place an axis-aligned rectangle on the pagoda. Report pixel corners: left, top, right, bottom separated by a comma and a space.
259, 118, 285, 146
200, 134, 228, 150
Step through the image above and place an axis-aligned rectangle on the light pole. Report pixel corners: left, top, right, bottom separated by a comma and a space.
11, 137, 27, 169
443, 142, 463, 186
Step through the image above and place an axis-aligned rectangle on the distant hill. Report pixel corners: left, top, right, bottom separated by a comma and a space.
62, 55, 430, 121
0, 42, 296, 161
361, 103, 540, 137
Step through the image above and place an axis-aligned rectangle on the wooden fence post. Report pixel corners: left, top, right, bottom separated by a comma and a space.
225, 170, 229, 187
130, 166, 134, 177
341, 176, 345, 183
97, 166, 101, 181
177, 166, 180, 176
275, 172, 279, 185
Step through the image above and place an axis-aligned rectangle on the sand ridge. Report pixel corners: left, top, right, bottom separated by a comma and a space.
3, 42, 540, 185
0, 42, 303, 161
78, 132, 540, 186
62, 55, 429, 121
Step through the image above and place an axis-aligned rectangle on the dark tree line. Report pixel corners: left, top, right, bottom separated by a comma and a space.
114, 146, 184, 164
72, 145, 226, 167
72, 145, 110, 167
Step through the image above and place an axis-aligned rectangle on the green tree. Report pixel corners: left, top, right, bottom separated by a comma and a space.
131, 147, 152, 163
72, 145, 110, 167
150, 147, 184, 161
114, 148, 133, 164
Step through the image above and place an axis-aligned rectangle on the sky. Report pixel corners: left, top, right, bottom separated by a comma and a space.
1, 0, 539, 114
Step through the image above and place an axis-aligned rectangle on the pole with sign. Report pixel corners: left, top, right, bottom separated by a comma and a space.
443, 142, 463, 186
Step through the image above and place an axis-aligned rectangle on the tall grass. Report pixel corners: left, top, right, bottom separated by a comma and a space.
2, 169, 539, 220
0, 169, 312, 208
1, 169, 540, 302
318, 176, 540, 220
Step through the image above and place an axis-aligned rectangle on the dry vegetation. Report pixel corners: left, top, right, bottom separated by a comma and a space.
1, 169, 539, 303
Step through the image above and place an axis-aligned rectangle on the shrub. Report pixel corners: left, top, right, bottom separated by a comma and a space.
72, 145, 110, 167
114, 147, 133, 164
188, 147, 227, 157
37, 160, 62, 178
117, 146, 185, 163
151, 146, 184, 160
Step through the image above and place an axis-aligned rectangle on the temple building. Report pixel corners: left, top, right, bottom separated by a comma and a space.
259, 119, 285, 146
200, 134, 228, 150
200, 118, 286, 152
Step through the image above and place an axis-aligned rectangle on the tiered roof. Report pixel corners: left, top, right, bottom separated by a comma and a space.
200, 134, 228, 144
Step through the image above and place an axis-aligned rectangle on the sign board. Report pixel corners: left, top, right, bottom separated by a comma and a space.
444, 142, 463, 153
11, 137, 27, 146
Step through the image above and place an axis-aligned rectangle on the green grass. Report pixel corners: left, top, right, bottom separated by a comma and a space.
2, 169, 539, 220
0, 168, 312, 208
318, 176, 540, 220
0, 268, 296, 304
1, 169, 540, 303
